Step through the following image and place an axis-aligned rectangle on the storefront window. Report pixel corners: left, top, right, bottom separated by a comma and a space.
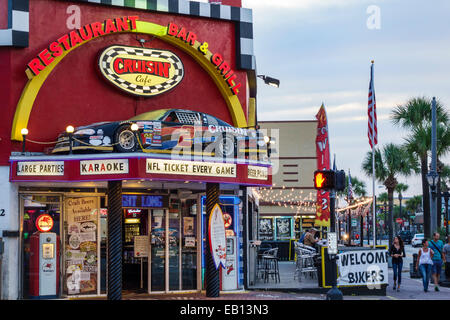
21, 195, 61, 299
63, 197, 100, 296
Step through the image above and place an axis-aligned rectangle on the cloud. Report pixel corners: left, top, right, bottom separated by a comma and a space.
258, 92, 409, 122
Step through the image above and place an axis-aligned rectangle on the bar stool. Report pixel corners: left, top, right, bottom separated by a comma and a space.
262, 248, 280, 283
257, 244, 272, 279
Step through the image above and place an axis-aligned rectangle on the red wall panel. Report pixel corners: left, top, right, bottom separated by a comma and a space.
0, 0, 8, 29
2, 0, 248, 164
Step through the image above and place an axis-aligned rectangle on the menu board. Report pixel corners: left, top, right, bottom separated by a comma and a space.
134, 235, 149, 257
64, 197, 99, 295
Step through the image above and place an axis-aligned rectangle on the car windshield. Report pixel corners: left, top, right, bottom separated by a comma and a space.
416, 234, 424, 238
128, 109, 170, 121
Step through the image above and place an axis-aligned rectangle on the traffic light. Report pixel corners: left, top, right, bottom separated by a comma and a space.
313, 170, 346, 191
314, 170, 335, 190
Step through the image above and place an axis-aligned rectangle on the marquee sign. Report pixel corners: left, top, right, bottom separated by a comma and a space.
146, 159, 236, 178
10, 155, 271, 187
17, 161, 64, 176
80, 159, 129, 175
98, 45, 184, 96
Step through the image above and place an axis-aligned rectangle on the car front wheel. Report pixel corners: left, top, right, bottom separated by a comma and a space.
115, 125, 137, 153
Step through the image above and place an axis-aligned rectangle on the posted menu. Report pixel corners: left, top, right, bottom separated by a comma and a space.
64, 197, 99, 295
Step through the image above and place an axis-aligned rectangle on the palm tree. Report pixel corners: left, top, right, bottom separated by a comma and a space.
391, 96, 450, 238
405, 195, 423, 214
337, 175, 367, 199
378, 192, 388, 239
405, 195, 423, 232
362, 143, 419, 248
395, 183, 408, 233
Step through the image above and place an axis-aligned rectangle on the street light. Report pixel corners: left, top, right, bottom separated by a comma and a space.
257, 75, 280, 88
66, 125, 75, 155
130, 123, 139, 152
21, 128, 28, 154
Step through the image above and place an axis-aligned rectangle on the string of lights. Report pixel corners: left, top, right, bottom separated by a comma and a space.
251, 183, 318, 214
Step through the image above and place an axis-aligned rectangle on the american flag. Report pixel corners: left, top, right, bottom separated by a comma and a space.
348, 170, 354, 201
368, 62, 378, 149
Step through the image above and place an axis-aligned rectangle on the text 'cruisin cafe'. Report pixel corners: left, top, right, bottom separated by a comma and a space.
0, 0, 272, 299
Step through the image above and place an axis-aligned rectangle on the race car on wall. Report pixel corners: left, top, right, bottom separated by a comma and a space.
51, 108, 269, 161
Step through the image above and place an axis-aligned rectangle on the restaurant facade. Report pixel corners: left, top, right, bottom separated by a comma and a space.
0, 0, 272, 299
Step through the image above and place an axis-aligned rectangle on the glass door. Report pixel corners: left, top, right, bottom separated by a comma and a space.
149, 199, 198, 292
150, 209, 165, 291
168, 210, 180, 291
181, 199, 197, 290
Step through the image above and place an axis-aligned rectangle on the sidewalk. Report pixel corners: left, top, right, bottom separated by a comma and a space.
249, 261, 324, 293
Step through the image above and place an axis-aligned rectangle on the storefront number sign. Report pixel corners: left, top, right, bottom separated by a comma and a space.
99, 45, 184, 97
209, 204, 227, 269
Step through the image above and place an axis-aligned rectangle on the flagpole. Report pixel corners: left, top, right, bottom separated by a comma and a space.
371, 60, 377, 248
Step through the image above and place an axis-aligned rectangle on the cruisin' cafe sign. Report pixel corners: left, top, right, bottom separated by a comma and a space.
98, 45, 184, 97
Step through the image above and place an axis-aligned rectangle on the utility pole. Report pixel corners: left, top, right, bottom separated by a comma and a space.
429, 97, 438, 236
326, 188, 343, 300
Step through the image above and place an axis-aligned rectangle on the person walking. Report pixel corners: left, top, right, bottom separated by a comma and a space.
416, 239, 434, 292
390, 236, 406, 291
443, 236, 450, 280
442, 236, 450, 280
429, 232, 444, 291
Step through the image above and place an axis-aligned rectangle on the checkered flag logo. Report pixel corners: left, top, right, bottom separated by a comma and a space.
99, 45, 184, 97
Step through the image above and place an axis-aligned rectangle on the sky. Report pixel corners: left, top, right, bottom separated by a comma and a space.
235, 0, 450, 199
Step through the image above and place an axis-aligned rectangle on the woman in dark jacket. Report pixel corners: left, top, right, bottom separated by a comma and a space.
390, 236, 406, 291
